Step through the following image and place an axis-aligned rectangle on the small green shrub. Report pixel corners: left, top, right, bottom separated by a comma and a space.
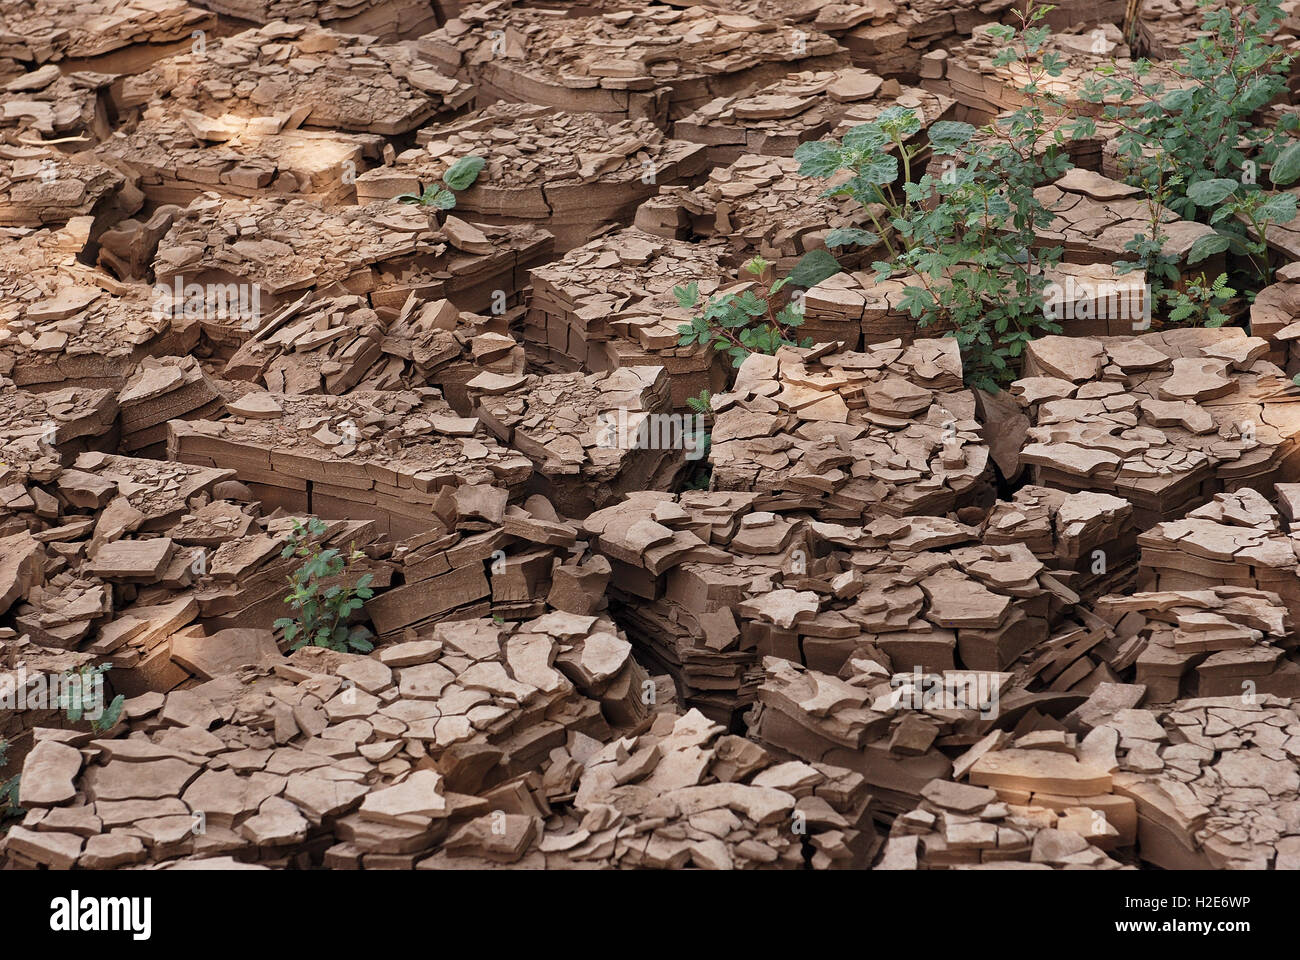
396, 154, 486, 210
796, 4, 1071, 390
274, 518, 376, 654
62, 664, 124, 734
1081, 0, 1299, 292
675, 253, 836, 367
681, 389, 715, 490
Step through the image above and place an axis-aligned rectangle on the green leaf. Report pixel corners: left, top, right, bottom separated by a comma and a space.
853, 154, 899, 187
1160, 88, 1194, 113
1272, 142, 1300, 185
1186, 232, 1231, 264
840, 123, 889, 152
824, 227, 880, 249
734, 289, 768, 317
1257, 191, 1297, 225
1186, 178, 1239, 206
429, 188, 457, 210
786, 249, 841, 288
793, 139, 844, 178
926, 120, 977, 154
443, 155, 486, 191
875, 107, 921, 140
94, 695, 125, 733
673, 282, 699, 308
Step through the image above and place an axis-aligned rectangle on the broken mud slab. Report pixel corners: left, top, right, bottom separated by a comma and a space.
1, 349, 227, 488
0, 377, 120, 456
824, 81, 957, 164
1093, 586, 1295, 702
1014, 328, 1300, 528
190, 0, 440, 41
1037, 168, 1222, 278
524, 227, 733, 405
95, 105, 389, 206
118, 354, 223, 455
636, 153, 881, 273
468, 364, 684, 517
748, 655, 978, 818
0, 221, 198, 390
0, 0, 215, 80
5, 464, 389, 673
0, 68, 116, 145
0, 144, 137, 228
366, 491, 602, 635
219, 292, 390, 395
708, 338, 992, 520
0, 637, 96, 765
360, 294, 525, 411
167, 388, 533, 538
418, 2, 846, 126
356, 101, 709, 250
926, 21, 1181, 120
984, 484, 1137, 600
489, 708, 879, 870
665, 0, 1045, 80
670, 66, 908, 165
583, 486, 1058, 724
1137, 485, 1300, 672
877, 683, 1300, 869
1110, 694, 1300, 869
150, 193, 553, 314
119, 22, 474, 136
0, 611, 650, 868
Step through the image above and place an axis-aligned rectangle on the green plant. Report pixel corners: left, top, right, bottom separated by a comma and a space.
675, 253, 834, 367
795, 4, 1070, 390
685, 389, 713, 416
684, 388, 714, 475
396, 154, 486, 210
1114, 157, 1186, 315
0, 739, 19, 822
1109, 159, 1240, 328
274, 518, 376, 654
1081, 0, 1299, 291
63, 664, 124, 734
1185, 179, 1296, 288
681, 389, 715, 490
1168, 271, 1237, 326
